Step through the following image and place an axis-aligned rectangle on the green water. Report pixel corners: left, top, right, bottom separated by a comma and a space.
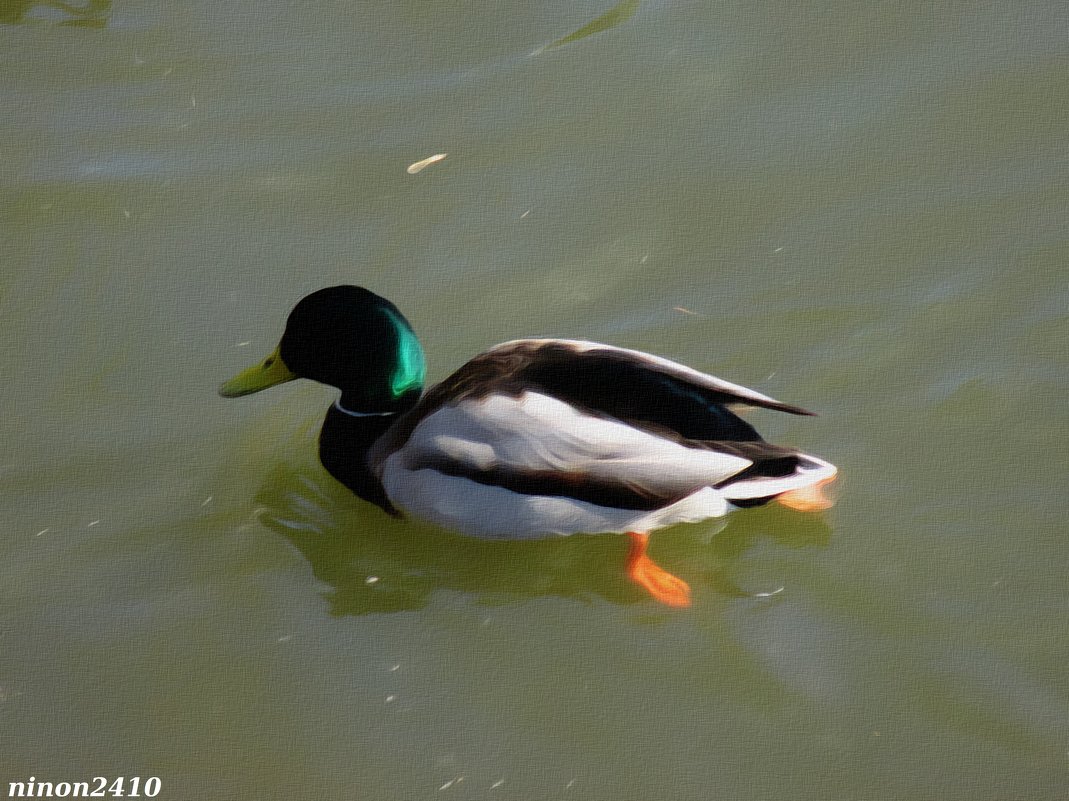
2, 1, 1068, 798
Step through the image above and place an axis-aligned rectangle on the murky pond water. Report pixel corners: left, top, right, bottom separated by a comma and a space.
2, 1, 1068, 798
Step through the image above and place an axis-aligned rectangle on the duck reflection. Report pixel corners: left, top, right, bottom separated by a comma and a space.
0, 0, 110, 26
253, 457, 832, 617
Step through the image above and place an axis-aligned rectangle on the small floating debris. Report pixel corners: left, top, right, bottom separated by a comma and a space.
365, 576, 380, 585
752, 586, 785, 598
406, 153, 448, 175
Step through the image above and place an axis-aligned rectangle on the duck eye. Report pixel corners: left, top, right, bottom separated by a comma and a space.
264, 357, 275, 368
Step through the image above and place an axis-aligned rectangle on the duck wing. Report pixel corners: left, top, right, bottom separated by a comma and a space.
492, 339, 814, 440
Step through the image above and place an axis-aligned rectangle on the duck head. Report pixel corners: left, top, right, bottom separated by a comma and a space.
219, 285, 426, 411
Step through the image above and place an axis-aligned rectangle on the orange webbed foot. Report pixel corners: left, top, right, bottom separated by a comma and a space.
776, 476, 837, 512
626, 532, 691, 608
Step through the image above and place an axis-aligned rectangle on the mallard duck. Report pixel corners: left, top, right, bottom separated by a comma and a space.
220, 286, 837, 607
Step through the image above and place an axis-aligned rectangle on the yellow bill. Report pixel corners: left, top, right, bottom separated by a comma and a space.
219, 345, 297, 397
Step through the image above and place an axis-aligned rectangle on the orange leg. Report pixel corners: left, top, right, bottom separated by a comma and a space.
776, 476, 837, 512
626, 532, 691, 608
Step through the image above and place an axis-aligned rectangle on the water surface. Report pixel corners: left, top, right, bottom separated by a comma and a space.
2, 1, 1068, 798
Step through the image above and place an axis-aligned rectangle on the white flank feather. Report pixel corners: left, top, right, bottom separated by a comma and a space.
379, 392, 751, 538
396, 392, 752, 491
379, 467, 731, 539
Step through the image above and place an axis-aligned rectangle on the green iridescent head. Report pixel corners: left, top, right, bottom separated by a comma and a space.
219, 285, 426, 410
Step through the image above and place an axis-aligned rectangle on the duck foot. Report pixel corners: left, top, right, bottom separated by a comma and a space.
626, 532, 691, 607
776, 476, 836, 512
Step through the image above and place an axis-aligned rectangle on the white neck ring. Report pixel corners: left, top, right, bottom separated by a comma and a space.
333, 399, 397, 418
